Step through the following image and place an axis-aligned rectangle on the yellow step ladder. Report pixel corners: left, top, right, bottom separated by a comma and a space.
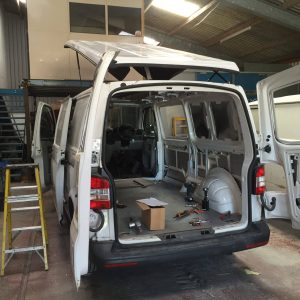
1, 163, 48, 276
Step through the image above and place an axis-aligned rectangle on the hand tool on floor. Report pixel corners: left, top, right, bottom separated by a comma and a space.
185, 203, 198, 207
202, 187, 209, 211
116, 201, 127, 208
128, 217, 136, 229
184, 182, 197, 203
192, 209, 204, 214
128, 217, 142, 233
189, 217, 209, 226
174, 207, 205, 220
174, 209, 191, 219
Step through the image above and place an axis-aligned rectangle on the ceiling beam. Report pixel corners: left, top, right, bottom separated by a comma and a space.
144, 1, 153, 13
222, 0, 300, 32
204, 17, 261, 47
269, 51, 300, 64
145, 26, 243, 65
168, 0, 218, 35
238, 33, 300, 59
282, 0, 300, 9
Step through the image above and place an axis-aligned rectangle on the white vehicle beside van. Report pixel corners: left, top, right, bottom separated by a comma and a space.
31, 41, 300, 287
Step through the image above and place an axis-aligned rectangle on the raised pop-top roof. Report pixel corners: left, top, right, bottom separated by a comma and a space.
65, 40, 239, 79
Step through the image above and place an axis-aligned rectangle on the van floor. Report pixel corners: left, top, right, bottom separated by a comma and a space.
115, 179, 238, 239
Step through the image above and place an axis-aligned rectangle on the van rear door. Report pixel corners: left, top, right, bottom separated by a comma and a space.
257, 65, 300, 229
70, 51, 117, 288
51, 97, 72, 222
31, 102, 56, 188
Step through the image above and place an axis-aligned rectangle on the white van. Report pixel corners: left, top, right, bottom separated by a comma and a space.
250, 94, 300, 220
32, 41, 300, 287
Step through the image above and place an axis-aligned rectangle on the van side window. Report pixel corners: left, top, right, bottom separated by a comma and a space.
108, 105, 139, 129
68, 98, 89, 148
143, 107, 157, 135
211, 101, 239, 141
40, 106, 55, 141
273, 83, 300, 142
190, 103, 210, 139
54, 101, 69, 146
160, 103, 187, 138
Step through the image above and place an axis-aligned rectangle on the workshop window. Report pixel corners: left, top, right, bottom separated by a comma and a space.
108, 6, 141, 35
69, 2, 105, 34
273, 82, 300, 142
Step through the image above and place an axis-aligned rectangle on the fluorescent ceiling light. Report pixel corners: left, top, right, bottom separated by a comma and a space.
152, 0, 199, 17
16, 0, 26, 4
220, 26, 252, 43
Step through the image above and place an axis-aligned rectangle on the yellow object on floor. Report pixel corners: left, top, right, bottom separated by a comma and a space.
1, 163, 48, 276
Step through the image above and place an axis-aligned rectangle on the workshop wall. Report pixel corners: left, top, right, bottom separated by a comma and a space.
0, 4, 7, 88
27, 0, 143, 80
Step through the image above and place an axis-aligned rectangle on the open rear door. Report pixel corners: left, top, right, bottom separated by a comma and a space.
51, 97, 72, 222
257, 65, 300, 229
69, 50, 117, 288
31, 102, 56, 188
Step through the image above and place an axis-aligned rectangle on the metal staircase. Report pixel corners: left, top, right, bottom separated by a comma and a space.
0, 95, 26, 180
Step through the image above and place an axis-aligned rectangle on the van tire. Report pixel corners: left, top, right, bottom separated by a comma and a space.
88, 258, 98, 274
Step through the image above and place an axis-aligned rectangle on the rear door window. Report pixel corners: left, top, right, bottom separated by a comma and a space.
54, 100, 69, 146
68, 97, 89, 149
40, 106, 55, 141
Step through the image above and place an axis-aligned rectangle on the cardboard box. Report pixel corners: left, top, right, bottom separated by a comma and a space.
136, 198, 167, 230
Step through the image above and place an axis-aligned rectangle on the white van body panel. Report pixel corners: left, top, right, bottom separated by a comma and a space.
257, 64, 300, 229
65, 40, 239, 72
51, 98, 72, 222
31, 102, 53, 188
250, 95, 300, 190
70, 51, 117, 288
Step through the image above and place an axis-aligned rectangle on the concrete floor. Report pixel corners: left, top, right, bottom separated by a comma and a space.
1, 189, 300, 300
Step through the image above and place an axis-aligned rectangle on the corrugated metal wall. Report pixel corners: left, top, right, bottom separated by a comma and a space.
4, 11, 29, 89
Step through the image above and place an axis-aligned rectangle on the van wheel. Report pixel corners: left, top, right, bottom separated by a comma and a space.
68, 198, 74, 221
88, 259, 98, 274
59, 216, 65, 226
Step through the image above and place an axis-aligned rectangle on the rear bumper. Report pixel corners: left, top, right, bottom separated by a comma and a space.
90, 221, 269, 266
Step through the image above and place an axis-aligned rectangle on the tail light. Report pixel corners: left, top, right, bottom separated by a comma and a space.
255, 165, 266, 195
90, 176, 111, 209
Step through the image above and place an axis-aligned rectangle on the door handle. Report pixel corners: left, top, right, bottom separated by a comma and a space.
61, 159, 68, 165
263, 144, 271, 153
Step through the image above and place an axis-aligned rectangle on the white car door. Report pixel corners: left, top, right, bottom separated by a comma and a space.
51, 97, 72, 222
31, 102, 55, 188
70, 50, 117, 288
257, 64, 300, 229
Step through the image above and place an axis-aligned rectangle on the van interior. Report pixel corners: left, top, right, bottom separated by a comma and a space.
104, 88, 251, 243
